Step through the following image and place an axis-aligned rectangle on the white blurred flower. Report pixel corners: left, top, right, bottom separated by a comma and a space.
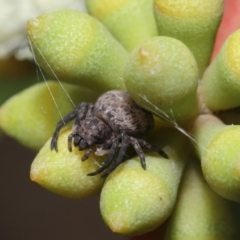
0, 0, 87, 60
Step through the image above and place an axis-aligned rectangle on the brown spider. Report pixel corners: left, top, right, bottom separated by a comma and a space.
50, 90, 168, 177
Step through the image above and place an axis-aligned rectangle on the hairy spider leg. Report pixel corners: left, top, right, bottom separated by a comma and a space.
50, 110, 78, 151
129, 136, 147, 170
102, 136, 169, 177
87, 135, 121, 176
101, 133, 130, 177
50, 102, 94, 152
137, 139, 168, 159
67, 133, 79, 152
87, 134, 168, 177
101, 134, 158, 177
81, 148, 92, 161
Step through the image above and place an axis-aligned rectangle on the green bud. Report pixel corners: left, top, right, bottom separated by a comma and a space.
154, 0, 223, 77
165, 158, 237, 240
27, 9, 128, 93
30, 127, 105, 198
192, 114, 240, 202
0, 81, 98, 150
201, 29, 240, 111
86, 0, 158, 52
100, 128, 189, 235
124, 36, 199, 124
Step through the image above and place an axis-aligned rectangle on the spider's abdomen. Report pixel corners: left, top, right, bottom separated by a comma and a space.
93, 90, 153, 136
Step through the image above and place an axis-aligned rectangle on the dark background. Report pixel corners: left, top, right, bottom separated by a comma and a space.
0, 135, 125, 240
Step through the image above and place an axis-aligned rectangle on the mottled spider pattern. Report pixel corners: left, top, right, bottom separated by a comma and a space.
51, 90, 168, 176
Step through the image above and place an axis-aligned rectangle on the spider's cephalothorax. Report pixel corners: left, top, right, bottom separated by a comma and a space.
51, 90, 168, 176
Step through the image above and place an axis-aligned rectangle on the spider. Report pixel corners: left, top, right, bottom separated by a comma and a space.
50, 90, 168, 176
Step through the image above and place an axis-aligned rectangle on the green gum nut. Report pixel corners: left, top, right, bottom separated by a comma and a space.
192, 114, 240, 202
201, 29, 240, 111
0, 81, 98, 150
27, 9, 128, 93
154, 0, 223, 77
30, 127, 105, 198
124, 36, 199, 125
165, 158, 237, 240
100, 128, 190, 236
86, 0, 158, 52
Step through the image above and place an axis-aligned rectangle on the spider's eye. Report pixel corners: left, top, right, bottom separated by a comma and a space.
79, 139, 88, 150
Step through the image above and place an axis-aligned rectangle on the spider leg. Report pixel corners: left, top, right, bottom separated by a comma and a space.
137, 139, 168, 159
129, 137, 146, 170
68, 133, 75, 152
87, 136, 120, 176
50, 110, 78, 151
82, 148, 92, 161
50, 102, 93, 152
101, 133, 130, 177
